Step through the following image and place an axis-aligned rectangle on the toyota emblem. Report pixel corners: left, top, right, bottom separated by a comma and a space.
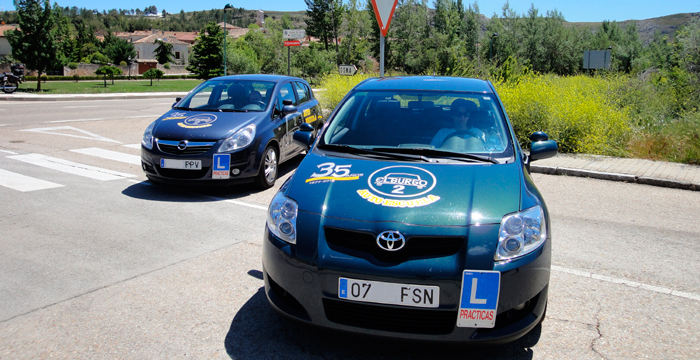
177, 140, 188, 150
376, 230, 406, 251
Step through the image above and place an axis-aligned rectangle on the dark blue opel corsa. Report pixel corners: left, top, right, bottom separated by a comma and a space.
262, 76, 558, 343
141, 75, 323, 188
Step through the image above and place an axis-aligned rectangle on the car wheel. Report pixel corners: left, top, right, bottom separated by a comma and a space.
255, 145, 278, 189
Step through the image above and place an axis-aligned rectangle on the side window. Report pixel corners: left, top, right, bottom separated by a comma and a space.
273, 82, 297, 118
276, 82, 298, 109
294, 82, 311, 104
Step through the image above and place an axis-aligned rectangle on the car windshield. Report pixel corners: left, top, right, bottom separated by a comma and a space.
175, 80, 276, 112
321, 90, 513, 159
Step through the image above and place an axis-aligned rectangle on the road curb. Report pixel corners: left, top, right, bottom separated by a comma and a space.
0, 92, 188, 102
531, 165, 700, 191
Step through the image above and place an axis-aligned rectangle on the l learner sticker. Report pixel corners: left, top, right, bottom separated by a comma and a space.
212, 154, 230, 179
457, 270, 500, 328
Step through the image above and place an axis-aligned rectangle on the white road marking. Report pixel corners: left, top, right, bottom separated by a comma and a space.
70, 148, 141, 165
63, 105, 100, 109
552, 265, 700, 302
125, 115, 163, 118
0, 168, 64, 192
0, 124, 12, 127
20, 126, 121, 143
125, 179, 268, 210
8, 154, 135, 181
123, 144, 141, 149
0, 149, 18, 155
47, 118, 107, 123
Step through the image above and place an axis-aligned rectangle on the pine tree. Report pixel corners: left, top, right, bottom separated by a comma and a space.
186, 22, 224, 79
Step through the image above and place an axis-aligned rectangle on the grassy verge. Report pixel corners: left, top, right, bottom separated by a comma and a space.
16, 79, 204, 94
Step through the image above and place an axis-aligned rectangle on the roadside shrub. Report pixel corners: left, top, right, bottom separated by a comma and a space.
495, 74, 630, 155
627, 112, 700, 164
317, 73, 376, 115
163, 62, 171, 69
67, 62, 78, 70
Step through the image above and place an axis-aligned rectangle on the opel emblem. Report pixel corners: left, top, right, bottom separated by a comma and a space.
376, 230, 406, 251
177, 140, 188, 150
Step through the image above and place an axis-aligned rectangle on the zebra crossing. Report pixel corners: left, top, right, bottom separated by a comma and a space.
0, 144, 142, 192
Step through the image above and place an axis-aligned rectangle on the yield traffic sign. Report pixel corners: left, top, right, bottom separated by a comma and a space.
370, 0, 398, 37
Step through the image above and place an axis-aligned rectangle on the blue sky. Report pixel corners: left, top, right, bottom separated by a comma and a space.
1, 0, 698, 23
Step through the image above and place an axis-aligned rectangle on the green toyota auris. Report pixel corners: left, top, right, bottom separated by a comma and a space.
262, 76, 558, 343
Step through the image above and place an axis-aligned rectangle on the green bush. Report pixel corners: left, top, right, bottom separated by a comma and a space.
163, 63, 171, 69
495, 74, 631, 155
317, 73, 377, 115
67, 62, 78, 70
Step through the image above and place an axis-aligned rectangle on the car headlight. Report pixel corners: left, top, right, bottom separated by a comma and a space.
267, 191, 298, 244
219, 124, 256, 152
495, 205, 547, 261
142, 121, 156, 150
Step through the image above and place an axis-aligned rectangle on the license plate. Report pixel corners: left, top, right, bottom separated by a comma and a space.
457, 270, 501, 328
338, 277, 439, 308
160, 159, 201, 170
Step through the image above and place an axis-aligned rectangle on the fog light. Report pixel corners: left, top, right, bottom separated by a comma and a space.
232, 168, 240, 175
513, 301, 527, 311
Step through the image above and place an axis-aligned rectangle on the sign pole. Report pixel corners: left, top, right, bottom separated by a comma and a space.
380, 35, 385, 78
288, 46, 291, 76
369, 0, 397, 78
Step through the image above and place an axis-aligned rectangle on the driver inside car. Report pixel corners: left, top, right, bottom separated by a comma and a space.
430, 98, 487, 149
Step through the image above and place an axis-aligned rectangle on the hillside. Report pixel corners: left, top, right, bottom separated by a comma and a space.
568, 12, 700, 44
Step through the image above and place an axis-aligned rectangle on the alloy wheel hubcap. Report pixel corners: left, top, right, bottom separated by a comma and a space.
264, 149, 277, 183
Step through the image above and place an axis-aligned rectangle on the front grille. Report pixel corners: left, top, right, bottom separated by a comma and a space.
323, 298, 456, 335
157, 166, 210, 179
324, 227, 464, 262
157, 140, 216, 155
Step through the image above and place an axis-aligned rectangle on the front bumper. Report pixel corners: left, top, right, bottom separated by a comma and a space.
141, 145, 258, 185
261, 217, 550, 344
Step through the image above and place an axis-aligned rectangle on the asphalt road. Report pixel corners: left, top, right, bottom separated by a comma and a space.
0, 99, 698, 359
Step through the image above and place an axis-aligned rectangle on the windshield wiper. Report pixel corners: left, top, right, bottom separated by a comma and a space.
173, 106, 192, 111
317, 144, 430, 162
370, 147, 498, 164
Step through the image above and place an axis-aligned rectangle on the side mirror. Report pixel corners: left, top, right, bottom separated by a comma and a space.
529, 131, 558, 161
293, 123, 315, 150
172, 97, 182, 109
282, 100, 298, 117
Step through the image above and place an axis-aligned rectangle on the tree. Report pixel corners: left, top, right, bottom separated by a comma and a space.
5, 0, 57, 91
95, 65, 121, 86
143, 68, 164, 85
305, 0, 343, 52
153, 39, 174, 64
186, 22, 224, 79
103, 34, 136, 65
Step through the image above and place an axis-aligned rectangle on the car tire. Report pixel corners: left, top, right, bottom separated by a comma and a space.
255, 145, 278, 189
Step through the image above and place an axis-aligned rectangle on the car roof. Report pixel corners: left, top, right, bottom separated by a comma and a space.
353, 76, 493, 93
210, 74, 305, 83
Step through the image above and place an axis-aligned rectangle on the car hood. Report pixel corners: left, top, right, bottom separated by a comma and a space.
152, 109, 264, 140
287, 152, 522, 226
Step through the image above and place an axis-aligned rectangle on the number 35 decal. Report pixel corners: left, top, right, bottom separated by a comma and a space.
311, 162, 352, 178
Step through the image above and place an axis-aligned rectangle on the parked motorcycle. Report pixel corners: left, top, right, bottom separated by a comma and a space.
2, 64, 24, 93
